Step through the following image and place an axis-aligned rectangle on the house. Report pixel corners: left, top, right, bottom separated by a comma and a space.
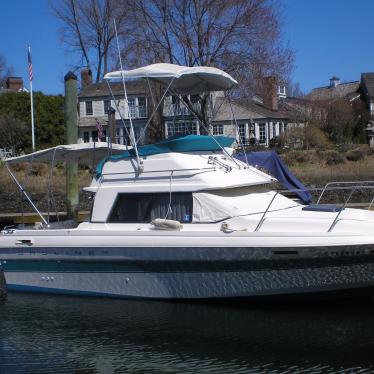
0, 77, 28, 94
77, 69, 293, 147
306, 76, 360, 102
360, 73, 374, 145
306, 74, 374, 146
361, 73, 374, 117
78, 69, 148, 144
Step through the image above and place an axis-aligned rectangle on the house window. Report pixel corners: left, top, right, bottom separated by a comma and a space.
238, 124, 246, 144
83, 131, 90, 143
104, 100, 110, 115
92, 130, 98, 142
212, 124, 224, 135
166, 121, 198, 137
259, 123, 266, 144
85, 101, 93, 116
128, 98, 136, 118
190, 94, 199, 104
272, 123, 277, 138
137, 97, 146, 118
108, 193, 193, 223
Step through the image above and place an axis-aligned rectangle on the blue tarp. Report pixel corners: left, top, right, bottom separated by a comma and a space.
235, 150, 312, 204
96, 135, 235, 178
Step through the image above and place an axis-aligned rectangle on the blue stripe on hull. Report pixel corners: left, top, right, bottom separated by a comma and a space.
7, 284, 142, 299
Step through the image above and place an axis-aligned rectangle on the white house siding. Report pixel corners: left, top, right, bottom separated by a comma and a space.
93, 100, 104, 116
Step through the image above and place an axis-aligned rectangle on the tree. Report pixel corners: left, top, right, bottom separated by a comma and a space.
122, 0, 293, 139
126, 0, 293, 87
0, 54, 14, 88
0, 92, 65, 152
0, 115, 28, 154
51, 0, 293, 141
50, 0, 130, 82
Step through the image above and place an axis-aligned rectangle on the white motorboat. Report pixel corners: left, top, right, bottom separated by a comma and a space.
1, 64, 374, 299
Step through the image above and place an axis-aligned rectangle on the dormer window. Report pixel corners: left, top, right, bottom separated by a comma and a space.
278, 85, 286, 98
329, 76, 340, 88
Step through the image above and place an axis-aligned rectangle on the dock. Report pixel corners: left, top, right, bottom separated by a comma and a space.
0, 211, 90, 226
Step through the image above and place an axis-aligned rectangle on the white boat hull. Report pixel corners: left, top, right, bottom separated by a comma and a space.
2, 243, 374, 298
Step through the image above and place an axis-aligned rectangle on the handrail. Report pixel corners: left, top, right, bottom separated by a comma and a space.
327, 187, 356, 232
317, 180, 374, 204
254, 192, 280, 232
254, 184, 374, 233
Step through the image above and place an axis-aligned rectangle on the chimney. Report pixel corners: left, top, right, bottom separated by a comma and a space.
81, 69, 92, 89
263, 76, 278, 111
6, 77, 23, 92
329, 76, 340, 88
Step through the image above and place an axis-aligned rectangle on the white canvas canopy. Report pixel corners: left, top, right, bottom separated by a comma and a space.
5, 142, 128, 165
104, 63, 238, 94
192, 190, 299, 223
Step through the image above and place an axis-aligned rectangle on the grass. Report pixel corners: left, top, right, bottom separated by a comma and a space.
289, 156, 374, 186
0, 163, 92, 213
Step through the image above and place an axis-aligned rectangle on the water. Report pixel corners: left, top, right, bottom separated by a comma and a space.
0, 293, 374, 373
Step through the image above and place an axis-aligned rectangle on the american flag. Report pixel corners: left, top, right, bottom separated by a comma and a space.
28, 46, 33, 82
95, 118, 104, 139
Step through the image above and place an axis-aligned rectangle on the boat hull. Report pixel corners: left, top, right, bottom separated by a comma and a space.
2, 245, 374, 298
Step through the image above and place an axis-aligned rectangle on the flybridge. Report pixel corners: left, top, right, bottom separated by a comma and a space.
95, 135, 236, 178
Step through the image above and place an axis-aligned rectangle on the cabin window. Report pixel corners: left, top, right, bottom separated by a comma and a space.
108, 193, 193, 223
85, 101, 93, 116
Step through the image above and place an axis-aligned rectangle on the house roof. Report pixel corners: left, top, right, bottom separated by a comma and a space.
212, 97, 288, 122
361, 73, 374, 99
79, 80, 147, 98
306, 81, 359, 101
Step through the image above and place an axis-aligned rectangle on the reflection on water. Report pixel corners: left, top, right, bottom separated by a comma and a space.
0, 293, 373, 373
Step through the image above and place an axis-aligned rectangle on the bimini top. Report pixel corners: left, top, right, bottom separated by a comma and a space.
104, 63, 238, 94
5, 142, 129, 165
96, 135, 235, 177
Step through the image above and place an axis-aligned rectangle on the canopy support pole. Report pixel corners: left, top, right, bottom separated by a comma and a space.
114, 19, 143, 173
5, 163, 48, 226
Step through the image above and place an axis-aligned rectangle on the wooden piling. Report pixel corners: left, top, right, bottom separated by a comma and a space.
108, 107, 116, 145
64, 72, 79, 219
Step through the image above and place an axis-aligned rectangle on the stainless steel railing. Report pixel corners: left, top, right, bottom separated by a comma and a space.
255, 184, 374, 233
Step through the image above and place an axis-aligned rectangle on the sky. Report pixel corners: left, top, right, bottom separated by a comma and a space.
0, 0, 373, 95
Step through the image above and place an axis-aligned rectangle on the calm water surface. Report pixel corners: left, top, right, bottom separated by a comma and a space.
0, 293, 373, 373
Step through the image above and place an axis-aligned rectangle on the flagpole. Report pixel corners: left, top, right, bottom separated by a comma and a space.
28, 46, 35, 152
30, 79, 35, 152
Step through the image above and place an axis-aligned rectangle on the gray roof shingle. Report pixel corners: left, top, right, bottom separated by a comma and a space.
306, 81, 359, 101
213, 97, 288, 121
79, 80, 147, 98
